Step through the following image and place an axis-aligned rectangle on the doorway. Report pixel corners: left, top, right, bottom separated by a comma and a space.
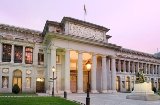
36, 78, 45, 93
13, 70, 22, 90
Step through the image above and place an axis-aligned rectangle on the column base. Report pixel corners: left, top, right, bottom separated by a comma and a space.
77, 90, 84, 93
101, 90, 108, 93
91, 90, 99, 93
107, 90, 117, 93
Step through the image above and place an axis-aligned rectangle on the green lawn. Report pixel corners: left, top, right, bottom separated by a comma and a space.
0, 97, 79, 105
0, 93, 37, 96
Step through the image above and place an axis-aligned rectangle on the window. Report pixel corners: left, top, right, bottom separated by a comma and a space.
25, 47, 33, 64
26, 77, 31, 88
2, 44, 11, 62
14, 46, 23, 63
38, 53, 44, 65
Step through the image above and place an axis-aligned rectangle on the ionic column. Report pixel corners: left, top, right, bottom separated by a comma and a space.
11, 44, 14, 63
155, 65, 157, 74
118, 59, 121, 72
49, 46, 57, 94
0, 43, 2, 62
64, 49, 71, 93
136, 62, 139, 73
22, 46, 25, 64
148, 64, 150, 74
132, 62, 135, 73
152, 65, 154, 75
123, 60, 126, 72
102, 55, 107, 93
127, 61, 130, 73
140, 63, 143, 69
111, 56, 116, 92
77, 51, 84, 93
91, 53, 98, 93
144, 63, 147, 74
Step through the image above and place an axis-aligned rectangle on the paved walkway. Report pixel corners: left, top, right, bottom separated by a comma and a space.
38, 93, 160, 105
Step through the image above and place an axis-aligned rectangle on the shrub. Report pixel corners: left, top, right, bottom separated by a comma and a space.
12, 84, 20, 94
152, 87, 157, 93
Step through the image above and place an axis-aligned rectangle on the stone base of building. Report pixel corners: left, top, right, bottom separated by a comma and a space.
126, 82, 160, 101
107, 90, 117, 93
77, 90, 85, 93
91, 90, 99, 93
126, 94, 160, 101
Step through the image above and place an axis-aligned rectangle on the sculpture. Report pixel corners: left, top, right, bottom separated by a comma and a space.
135, 69, 145, 83
3, 78, 8, 88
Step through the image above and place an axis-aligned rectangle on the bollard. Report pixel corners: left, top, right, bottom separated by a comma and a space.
64, 91, 67, 99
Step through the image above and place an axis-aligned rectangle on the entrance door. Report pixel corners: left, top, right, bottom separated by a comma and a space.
36, 78, 45, 93
13, 77, 22, 89
70, 76, 77, 93
83, 75, 88, 92
13, 70, 22, 91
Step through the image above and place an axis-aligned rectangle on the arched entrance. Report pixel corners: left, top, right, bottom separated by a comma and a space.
116, 76, 120, 92
126, 77, 130, 91
13, 70, 22, 91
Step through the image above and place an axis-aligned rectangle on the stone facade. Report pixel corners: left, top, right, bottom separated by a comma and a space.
0, 17, 160, 93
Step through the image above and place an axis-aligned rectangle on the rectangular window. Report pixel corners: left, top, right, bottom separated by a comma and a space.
38, 53, 44, 65
2, 44, 11, 62
25, 47, 33, 64
14, 46, 23, 63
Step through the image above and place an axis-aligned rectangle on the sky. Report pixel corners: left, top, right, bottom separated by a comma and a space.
0, 0, 160, 54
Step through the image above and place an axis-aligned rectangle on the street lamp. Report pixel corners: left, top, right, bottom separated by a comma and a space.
85, 60, 92, 105
50, 66, 57, 96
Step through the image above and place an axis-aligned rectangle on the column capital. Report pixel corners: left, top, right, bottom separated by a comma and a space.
50, 46, 58, 50
109, 55, 116, 59
102, 55, 107, 58
76, 50, 83, 54
64, 48, 71, 52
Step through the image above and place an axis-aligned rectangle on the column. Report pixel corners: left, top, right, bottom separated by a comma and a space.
140, 63, 143, 69
0, 43, 2, 62
123, 60, 126, 72
148, 64, 150, 74
64, 49, 71, 93
111, 56, 116, 92
106, 57, 111, 90
46, 51, 51, 92
127, 61, 130, 73
102, 55, 107, 93
155, 65, 157, 74
144, 63, 147, 74
77, 51, 84, 93
132, 61, 135, 73
152, 65, 154, 75
91, 53, 98, 93
11, 44, 14, 63
136, 62, 139, 73
158, 65, 160, 76
50, 46, 57, 94
118, 59, 121, 72
22, 46, 25, 64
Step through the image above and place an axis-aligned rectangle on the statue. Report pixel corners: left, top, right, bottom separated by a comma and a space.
3, 78, 8, 88
26, 79, 30, 88
135, 69, 145, 83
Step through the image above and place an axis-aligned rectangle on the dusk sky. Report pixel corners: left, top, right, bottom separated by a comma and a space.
0, 0, 160, 54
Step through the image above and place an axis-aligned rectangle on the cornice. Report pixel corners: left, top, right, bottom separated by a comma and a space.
0, 23, 42, 36
44, 32, 121, 50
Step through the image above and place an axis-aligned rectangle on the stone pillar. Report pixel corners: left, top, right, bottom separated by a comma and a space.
102, 55, 107, 93
158, 65, 160, 76
144, 63, 147, 74
136, 62, 139, 73
155, 65, 157, 74
111, 56, 116, 92
0, 43, 2, 62
77, 51, 84, 93
22, 46, 25, 64
148, 64, 150, 74
140, 62, 143, 69
132, 62, 135, 73
11, 44, 14, 63
123, 60, 126, 72
106, 57, 111, 90
118, 59, 121, 72
64, 49, 71, 93
127, 61, 130, 73
46, 51, 51, 93
91, 53, 98, 93
152, 65, 154, 75
49, 46, 57, 94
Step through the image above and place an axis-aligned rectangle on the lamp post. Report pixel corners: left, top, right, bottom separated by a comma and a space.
85, 60, 92, 105
50, 66, 57, 96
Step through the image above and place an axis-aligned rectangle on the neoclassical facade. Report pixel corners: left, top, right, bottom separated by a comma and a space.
0, 17, 160, 93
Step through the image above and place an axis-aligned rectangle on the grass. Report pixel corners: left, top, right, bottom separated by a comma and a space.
0, 97, 79, 105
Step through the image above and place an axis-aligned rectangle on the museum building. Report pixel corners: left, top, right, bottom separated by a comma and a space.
0, 17, 160, 94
